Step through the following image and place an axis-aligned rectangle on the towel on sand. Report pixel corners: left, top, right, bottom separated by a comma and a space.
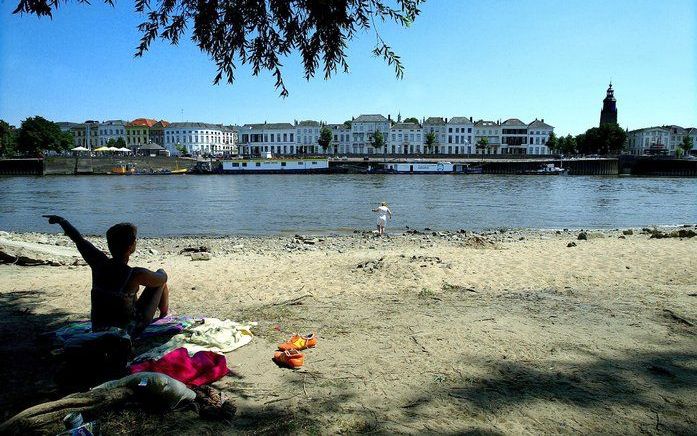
133, 318, 255, 362
130, 347, 229, 387
53, 316, 198, 344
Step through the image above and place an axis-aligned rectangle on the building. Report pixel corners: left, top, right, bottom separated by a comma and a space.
389, 122, 422, 154
238, 122, 296, 156
499, 118, 528, 155
296, 120, 321, 154
446, 117, 474, 155
56, 122, 79, 133
350, 114, 391, 154
422, 117, 447, 154
71, 121, 100, 149
474, 120, 501, 154
600, 82, 618, 126
527, 119, 554, 155
625, 125, 696, 156
98, 120, 127, 146
126, 118, 157, 149
327, 123, 352, 154
164, 122, 235, 156
149, 120, 170, 147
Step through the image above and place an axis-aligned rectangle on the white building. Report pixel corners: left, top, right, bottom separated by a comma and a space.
389, 122, 422, 154
500, 118, 529, 155
350, 114, 391, 154
327, 123, 352, 154
445, 117, 474, 155
238, 123, 296, 156
164, 122, 235, 156
422, 117, 447, 154
98, 120, 127, 146
625, 125, 696, 156
526, 119, 554, 155
474, 120, 501, 155
295, 120, 321, 154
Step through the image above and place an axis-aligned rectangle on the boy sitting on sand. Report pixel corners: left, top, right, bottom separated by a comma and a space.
44, 215, 169, 336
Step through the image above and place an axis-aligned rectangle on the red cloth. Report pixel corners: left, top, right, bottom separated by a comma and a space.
130, 347, 228, 386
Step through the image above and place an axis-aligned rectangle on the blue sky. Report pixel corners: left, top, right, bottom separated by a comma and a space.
1, 0, 695, 135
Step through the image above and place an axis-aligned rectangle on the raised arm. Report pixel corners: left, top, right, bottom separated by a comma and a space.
43, 215, 107, 266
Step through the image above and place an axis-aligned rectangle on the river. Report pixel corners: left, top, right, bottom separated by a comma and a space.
0, 175, 695, 236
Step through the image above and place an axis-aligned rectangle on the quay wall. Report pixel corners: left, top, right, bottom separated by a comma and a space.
619, 156, 697, 177
41, 156, 196, 175
0, 159, 43, 175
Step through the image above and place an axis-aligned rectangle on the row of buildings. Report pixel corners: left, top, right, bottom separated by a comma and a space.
59, 115, 556, 157
625, 125, 697, 156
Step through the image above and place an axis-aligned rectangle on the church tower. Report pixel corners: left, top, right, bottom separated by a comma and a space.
599, 82, 618, 126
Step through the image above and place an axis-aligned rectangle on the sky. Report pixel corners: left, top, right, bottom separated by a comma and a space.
0, 0, 695, 135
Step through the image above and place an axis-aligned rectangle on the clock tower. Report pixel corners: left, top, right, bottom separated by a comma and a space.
599, 82, 618, 126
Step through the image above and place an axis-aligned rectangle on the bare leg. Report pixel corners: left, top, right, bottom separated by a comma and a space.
133, 283, 168, 335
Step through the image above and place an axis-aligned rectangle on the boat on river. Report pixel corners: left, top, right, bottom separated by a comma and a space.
520, 163, 568, 175
221, 158, 329, 174
368, 161, 482, 174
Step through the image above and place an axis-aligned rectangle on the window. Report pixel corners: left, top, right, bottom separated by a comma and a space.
232, 162, 239, 167
298, 162, 303, 165
449, 128, 453, 133
312, 161, 317, 165
242, 162, 247, 167
256, 162, 261, 167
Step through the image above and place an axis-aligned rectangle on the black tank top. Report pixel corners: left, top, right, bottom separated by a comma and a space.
91, 262, 136, 331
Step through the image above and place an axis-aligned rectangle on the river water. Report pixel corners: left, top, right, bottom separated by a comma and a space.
0, 175, 695, 236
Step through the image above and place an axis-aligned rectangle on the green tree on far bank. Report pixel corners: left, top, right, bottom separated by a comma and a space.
0, 120, 17, 157
318, 126, 333, 154
576, 124, 626, 155
675, 147, 684, 158
681, 135, 694, 156
371, 130, 386, 161
425, 131, 436, 154
546, 131, 558, 153
403, 117, 419, 124
115, 137, 127, 148
16, 116, 73, 157
476, 136, 489, 153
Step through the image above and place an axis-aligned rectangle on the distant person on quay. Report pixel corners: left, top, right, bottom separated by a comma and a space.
43, 215, 169, 336
372, 202, 392, 236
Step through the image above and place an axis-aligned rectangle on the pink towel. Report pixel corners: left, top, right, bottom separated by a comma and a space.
130, 347, 228, 386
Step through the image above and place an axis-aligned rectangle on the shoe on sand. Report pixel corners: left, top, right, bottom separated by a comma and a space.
278, 332, 317, 351
273, 349, 304, 369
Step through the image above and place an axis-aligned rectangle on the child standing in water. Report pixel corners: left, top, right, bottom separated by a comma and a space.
372, 202, 392, 236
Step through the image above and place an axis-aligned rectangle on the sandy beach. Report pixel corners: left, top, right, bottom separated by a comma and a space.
1, 227, 696, 434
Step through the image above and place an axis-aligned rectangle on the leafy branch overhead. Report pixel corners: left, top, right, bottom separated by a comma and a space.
13, 0, 424, 96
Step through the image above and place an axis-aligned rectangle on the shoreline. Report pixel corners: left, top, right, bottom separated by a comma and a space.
1, 223, 696, 241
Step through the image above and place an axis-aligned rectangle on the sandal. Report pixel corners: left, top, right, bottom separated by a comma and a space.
278, 332, 317, 351
273, 349, 304, 369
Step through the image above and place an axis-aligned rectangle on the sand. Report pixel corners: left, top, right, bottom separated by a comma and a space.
1, 228, 696, 434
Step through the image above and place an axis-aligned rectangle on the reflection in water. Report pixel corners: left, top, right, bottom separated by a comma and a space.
0, 175, 695, 236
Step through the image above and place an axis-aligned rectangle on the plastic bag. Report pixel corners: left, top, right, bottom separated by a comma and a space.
92, 372, 196, 409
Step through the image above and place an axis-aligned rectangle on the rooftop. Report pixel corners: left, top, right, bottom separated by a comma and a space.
475, 120, 500, 127
527, 119, 553, 129
297, 120, 320, 127
448, 117, 473, 124
128, 118, 158, 128
424, 117, 446, 125
243, 122, 295, 130
167, 122, 227, 129
353, 114, 389, 123
501, 118, 527, 127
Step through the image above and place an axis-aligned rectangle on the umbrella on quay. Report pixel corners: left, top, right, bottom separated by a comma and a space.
94, 146, 110, 152
106, 147, 120, 152
117, 147, 132, 152
71, 146, 89, 151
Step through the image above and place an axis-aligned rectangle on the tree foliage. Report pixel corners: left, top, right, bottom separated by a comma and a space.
318, 125, 332, 151
476, 136, 489, 148
424, 131, 436, 153
16, 117, 73, 157
371, 130, 385, 149
0, 120, 18, 157
403, 117, 419, 124
682, 135, 694, 153
546, 131, 558, 153
14, 0, 424, 96
115, 137, 127, 148
575, 124, 627, 155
